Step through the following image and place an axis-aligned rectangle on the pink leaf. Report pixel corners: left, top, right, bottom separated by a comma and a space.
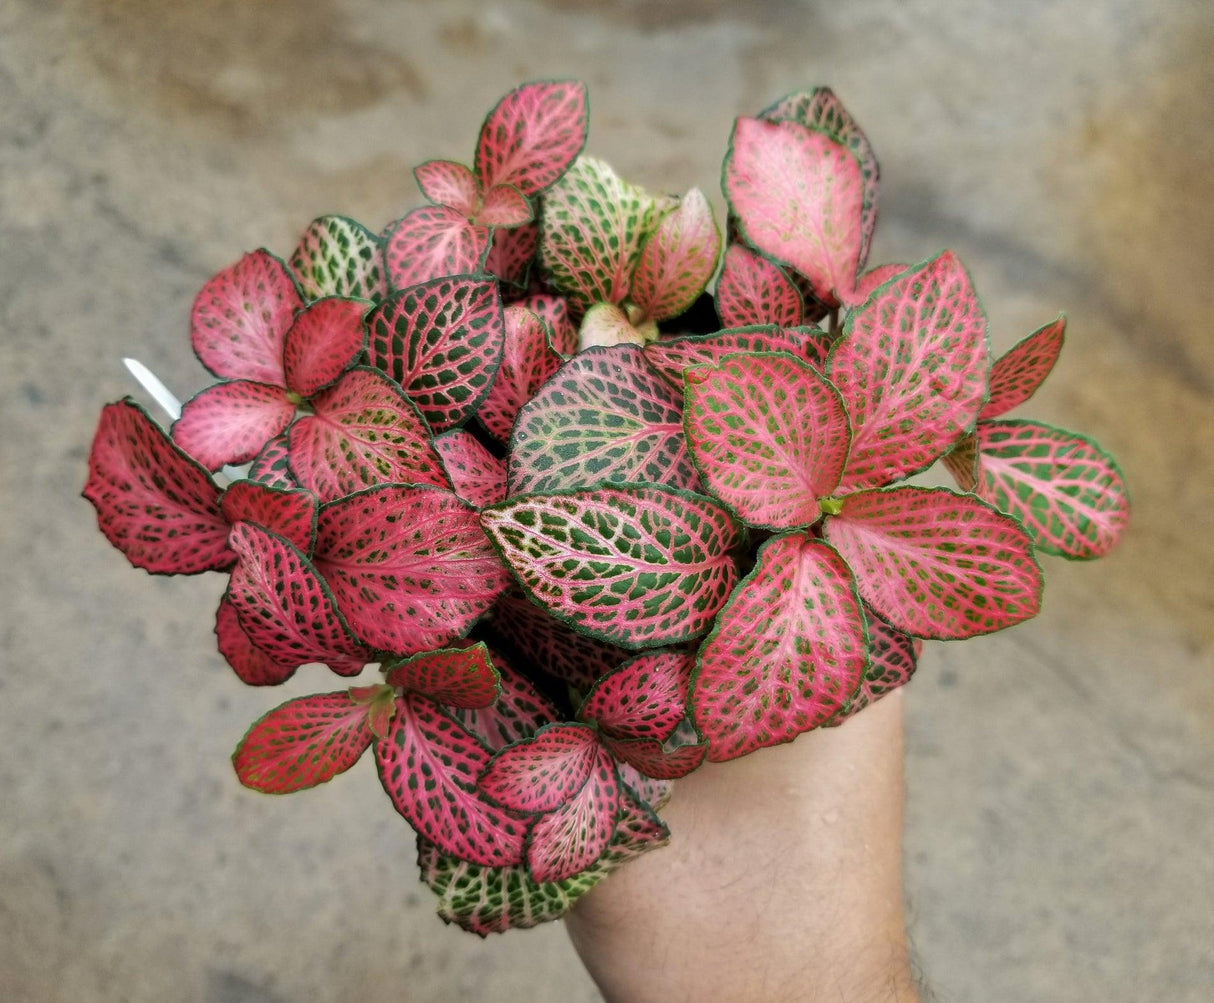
844, 262, 909, 307
684, 352, 851, 529
375, 692, 527, 866
527, 745, 620, 883
644, 325, 826, 387
365, 275, 506, 431
827, 251, 989, 492
289, 216, 386, 303
982, 316, 1066, 419
485, 222, 540, 290
724, 117, 864, 306
83, 400, 233, 575
602, 736, 707, 780
476, 183, 534, 227
478, 305, 563, 443
631, 188, 721, 323
507, 345, 700, 494
972, 420, 1130, 560
226, 523, 368, 674
414, 159, 480, 216
475, 81, 589, 197
451, 644, 560, 751
383, 206, 491, 290
281, 296, 367, 398
481, 484, 742, 649
516, 293, 578, 356
215, 594, 298, 686
714, 244, 804, 328
191, 249, 302, 385
479, 723, 600, 813
579, 651, 695, 741
232, 691, 373, 794
823, 486, 1044, 639
616, 764, 673, 813
383, 642, 501, 709
826, 615, 918, 727
248, 432, 300, 489
220, 479, 317, 554
690, 533, 868, 762
287, 367, 449, 503
433, 429, 507, 509
941, 432, 979, 492
314, 484, 510, 656
172, 380, 295, 470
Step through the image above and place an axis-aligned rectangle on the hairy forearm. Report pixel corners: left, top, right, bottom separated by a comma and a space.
566, 691, 918, 1003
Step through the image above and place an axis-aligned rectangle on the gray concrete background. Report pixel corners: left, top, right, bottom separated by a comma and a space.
3, 1, 1211, 1000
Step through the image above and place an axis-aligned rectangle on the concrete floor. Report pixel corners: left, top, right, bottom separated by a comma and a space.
3, 0, 1212, 1000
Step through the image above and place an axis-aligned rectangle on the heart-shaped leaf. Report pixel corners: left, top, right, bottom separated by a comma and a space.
826, 615, 918, 726
476, 183, 533, 227
644, 325, 827, 387
232, 690, 373, 793
479, 723, 600, 813
248, 432, 300, 489
516, 293, 578, 356
478, 305, 563, 443
383, 206, 491, 291
365, 274, 505, 431
714, 244, 804, 328
450, 644, 559, 751
191, 249, 302, 385
827, 251, 989, 492
288, 367, 448, 502
281, 296, 367, 398
414, 159, 480, 216
84, 400, 233, 575
982, 316, 1066, 420
220, 479, 317, 554
690, 533, 868, 762
685, 352, 852, 529
215, 594, 297, 686
433, 429, 507, 509
631, 188, 721, 323
289, 216, 386, 303
475, 81, 589, 197
485, 222, 540, 291
172, 380, 295, 470
823, 486, 1043, 639
602, 736, 707, 780
526, 745, 620, 883
507, 345, 699, 494
383, 643, 501, 709
376, 692, 528, 866
578, 651, 695, 741
481, 484, 742, 649
314, 484, 510, 655
724, 117, 864, 306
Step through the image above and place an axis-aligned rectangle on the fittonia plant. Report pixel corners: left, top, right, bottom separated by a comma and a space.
83, 81, 1130, 934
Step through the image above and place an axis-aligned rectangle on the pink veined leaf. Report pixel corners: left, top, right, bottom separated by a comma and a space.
485, 222, 540, 291
724, 117, 865, 307
516, 293, 578, 356
383, 206, 491, 291
414, 159, 480, 217
172, 380, 295, 470
982, 316, 1066, 419
226, 522, 368, 675
478, 305, 563, 443
527, 745, 620, 883
479, 723, 600, 814
83, 399, 234, 575
287, 367, 449, 503
365, 274, 506, 430
843, 262, 909, 307
507, 345, 700, 494
289, 215, 386, 303
616, 764, 673, 812
941, 432, 979, 492
451, 644, 560, 751
690, 533, 868, 762
631, 188, 722, 323
971, 420, 1130, 560
684, 352, 852, 530
760, 87, 881, 267
827, 251, 990, 493
215, 594, 298, 686
220, 479, 317, 554
578, 651, 695, 741
191, 249, 302, 385
481, 484, 742, 649
232, 690, 373, 794
476, 183, 534, 227
715, 244, 804, 328
383, 642, 502, 709
602, 735, 707, 780
433, 429, 507, 509
825, 615, 918, 727
823, 486, 1044, 639
248, 432, 300, 489
375, 692, 528, 866
487, 589, 631, 692
644, 325, 825, 387
281, 296, 367, 398
475, 80, 589, 197
782, 324, 834, 368
314, 484, 510, 656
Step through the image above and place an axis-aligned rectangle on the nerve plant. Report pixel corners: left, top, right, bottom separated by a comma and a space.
84, 81, 1130, 934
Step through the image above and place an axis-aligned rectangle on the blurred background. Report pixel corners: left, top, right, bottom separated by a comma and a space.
2, 1, 1211, 1000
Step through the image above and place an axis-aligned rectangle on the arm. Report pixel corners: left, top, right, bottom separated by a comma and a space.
566, 690, 919, 1003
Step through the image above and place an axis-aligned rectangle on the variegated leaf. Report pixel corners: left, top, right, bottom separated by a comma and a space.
479, 723, 599, 813
616, 764, 673, 812
578, 302, 651, 350
941, 432, 979, 492
714, 244, 804, 328
982, 316, 1066, 419
486, 223, 540, 291
481, 484, 742, 649
507, 345, 699, 494
383, 643, 501, 709
826, 615, 918, 726
287, 367, 448, 503
414, 159, 480, 216
690, 533, 868, 762
289, 216, 386, 303
383, 206, 491, 291
578, 651, 695, 741
827, 251, 989, 492
478, 305, 563, 443
476, 183, 533, 227
365, 275, 505, 431
475, 81, 589, 197
823, 486, 1043, 639
451, 644, 560, 751
172, 380, 294, 470
220, 479, 317, 554
844, 262, 909, 307
215, 594, 297, 686
281, 296, 367, 398
248, 432, 299, 489
516, 293, 578, 356
684, 352, 851, 529
433, 429, 507, 509
527, 745, 620, 883
644, 325, 826, 387
602, 735, 707, 780
84, 400, 233, 575
631, 188, 721, 323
